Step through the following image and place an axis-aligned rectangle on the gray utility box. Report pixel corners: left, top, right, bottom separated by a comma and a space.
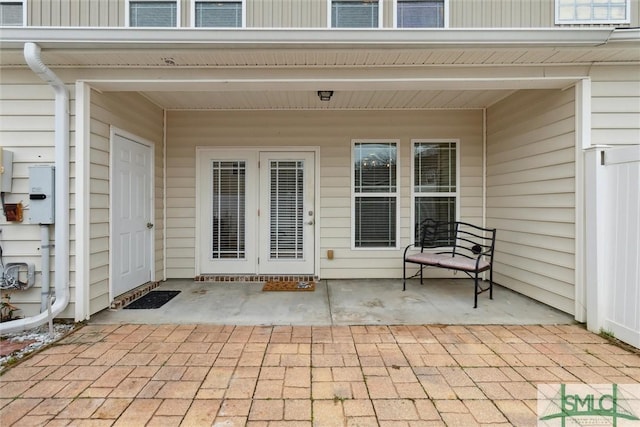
29, 165, 55, 224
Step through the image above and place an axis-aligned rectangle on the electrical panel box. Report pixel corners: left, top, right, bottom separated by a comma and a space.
1, 148, 13, 192
29, 165, 55, 224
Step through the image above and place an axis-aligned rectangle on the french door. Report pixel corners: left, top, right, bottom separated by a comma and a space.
198, 149, 315, 275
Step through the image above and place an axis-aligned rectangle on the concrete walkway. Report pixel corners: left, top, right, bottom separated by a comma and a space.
1, 323, 638, 426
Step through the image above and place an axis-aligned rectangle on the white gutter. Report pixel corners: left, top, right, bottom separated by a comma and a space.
0, 27, 620, 50
0, 42, 70, 334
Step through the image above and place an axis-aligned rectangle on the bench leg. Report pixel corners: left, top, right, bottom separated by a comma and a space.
489, 269, 494, 300
420, 265, 423, 285
474, 274, 479, 309
403, 261, 406, 291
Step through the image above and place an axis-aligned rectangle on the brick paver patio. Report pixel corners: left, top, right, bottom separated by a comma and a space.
0, 323, 638, 426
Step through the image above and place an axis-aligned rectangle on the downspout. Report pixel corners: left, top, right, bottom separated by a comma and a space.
0, 42, 70, 334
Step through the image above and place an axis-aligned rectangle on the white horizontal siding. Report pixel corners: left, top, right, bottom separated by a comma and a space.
487, 88, 576, 315
590, 65, 640, 146
0, 70, 76, 318
88, 90, 164, 315
166, 109, 483, 279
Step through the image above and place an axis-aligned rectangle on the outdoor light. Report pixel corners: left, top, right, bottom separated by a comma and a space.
317, 90, 334, 101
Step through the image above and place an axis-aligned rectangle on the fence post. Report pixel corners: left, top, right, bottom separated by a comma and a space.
584, 146, 609, 334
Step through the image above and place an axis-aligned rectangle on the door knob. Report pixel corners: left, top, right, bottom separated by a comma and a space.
147, 222, 154, 229
306, 220, 314, 226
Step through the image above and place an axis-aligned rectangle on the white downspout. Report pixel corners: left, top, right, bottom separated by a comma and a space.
0, 42, 70, 334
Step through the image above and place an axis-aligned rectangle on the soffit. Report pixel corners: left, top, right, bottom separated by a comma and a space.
1, 46, 637, 68
2, 27, 637, 110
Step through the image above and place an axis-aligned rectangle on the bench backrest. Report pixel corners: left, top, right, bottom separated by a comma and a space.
418, 219, 497, 261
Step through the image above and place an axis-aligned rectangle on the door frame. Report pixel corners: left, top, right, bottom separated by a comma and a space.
109, 127, 156, 300
195, 146, 320, 278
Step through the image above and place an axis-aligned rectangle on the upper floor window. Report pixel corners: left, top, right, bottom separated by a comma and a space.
127, 0, 179, 27
331, 0, 381, 28
194, 0, 244, 27
0, 1, 25, 26
396, 0, 445, 28
556, 0, 630, 24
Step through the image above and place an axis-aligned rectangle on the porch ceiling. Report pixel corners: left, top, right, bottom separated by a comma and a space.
2, 27, 638, 110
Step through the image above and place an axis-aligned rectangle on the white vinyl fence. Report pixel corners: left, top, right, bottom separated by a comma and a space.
587, 145, 640, 348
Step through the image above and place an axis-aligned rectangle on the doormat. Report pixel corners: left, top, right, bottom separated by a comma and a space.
262, 281, 315, 292
124, 290, 180, 309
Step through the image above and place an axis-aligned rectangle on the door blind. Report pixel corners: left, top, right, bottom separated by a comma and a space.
211, 161, 246, 259
270, 161, 304, 259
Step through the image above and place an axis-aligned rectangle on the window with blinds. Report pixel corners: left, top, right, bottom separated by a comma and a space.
0, 1, 23, 26
211, 161, 246, 259
413, 141, 457, 245
269, 161, 305, 260
331, 0, 379, 28
129, 1, 177, 27
195, 0, 242, 27
397, 0, 444, 28
353, 141, 398, 248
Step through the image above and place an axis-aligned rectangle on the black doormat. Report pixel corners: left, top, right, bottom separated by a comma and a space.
124, 290, 180, 309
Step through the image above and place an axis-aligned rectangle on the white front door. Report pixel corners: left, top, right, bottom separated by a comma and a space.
111, 132, 154, 297
198, 149, 315, 276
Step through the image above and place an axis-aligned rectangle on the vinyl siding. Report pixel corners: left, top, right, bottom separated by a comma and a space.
486, 89, 576, 315
24, 0, 640, 28
590, 65, 640, 146
0, 69, 75, 319
88, 91, 164, 315
28, 0, 123, 26
247, 0, 325, 27
166, 109, 483, 279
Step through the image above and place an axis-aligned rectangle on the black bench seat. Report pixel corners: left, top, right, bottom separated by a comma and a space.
403, 219, 497, 308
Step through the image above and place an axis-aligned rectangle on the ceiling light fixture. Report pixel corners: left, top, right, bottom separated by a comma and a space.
317, 90, 334, 101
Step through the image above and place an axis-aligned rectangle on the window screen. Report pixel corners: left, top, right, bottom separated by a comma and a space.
195, 1, 242, 27
353, 142, 398, 248
413, 141, 457, 245
397, 0, 444, 28
0, 2, 23, 26
332, 0, 379, 28
129, 1, 177, 27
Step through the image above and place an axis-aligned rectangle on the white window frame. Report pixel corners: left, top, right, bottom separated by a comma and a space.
328, 0, 384, 29
410, 139, 460, 247
393, 0, 449, 28
351, 139, 400, 250
0, 1, 26, 26
190, 0, 246, 28
555, 0, 630, 25
126, 0, 181, 27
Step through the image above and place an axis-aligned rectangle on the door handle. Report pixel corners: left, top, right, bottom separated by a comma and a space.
306, 220, 314, 226
147, 222, 154, 229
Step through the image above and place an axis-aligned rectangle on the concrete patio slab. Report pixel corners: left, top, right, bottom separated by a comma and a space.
90, 278, 573, 326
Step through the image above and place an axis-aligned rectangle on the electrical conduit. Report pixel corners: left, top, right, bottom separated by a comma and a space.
0, 43, 70, 334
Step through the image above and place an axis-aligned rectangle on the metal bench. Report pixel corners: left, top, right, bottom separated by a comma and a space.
403, 219, 497, 308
